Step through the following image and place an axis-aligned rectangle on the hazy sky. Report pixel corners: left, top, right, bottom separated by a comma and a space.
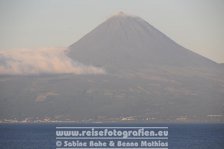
0, 0, 224, 63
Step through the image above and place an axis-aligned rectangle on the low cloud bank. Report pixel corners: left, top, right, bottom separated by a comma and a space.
0, 48, 105, 75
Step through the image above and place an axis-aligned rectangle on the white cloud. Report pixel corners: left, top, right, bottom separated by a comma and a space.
0, 48, 105, 75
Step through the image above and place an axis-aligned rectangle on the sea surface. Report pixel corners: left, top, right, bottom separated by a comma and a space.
0, 123, 224, 149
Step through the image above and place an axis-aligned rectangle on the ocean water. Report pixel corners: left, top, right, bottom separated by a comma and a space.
0, 123, 223, 149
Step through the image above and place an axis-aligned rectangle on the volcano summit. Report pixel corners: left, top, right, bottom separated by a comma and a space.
68, 12, 217, 71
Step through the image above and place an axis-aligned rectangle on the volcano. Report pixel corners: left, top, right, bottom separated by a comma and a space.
0, 12, 223, 123
68, 12, 216, 71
